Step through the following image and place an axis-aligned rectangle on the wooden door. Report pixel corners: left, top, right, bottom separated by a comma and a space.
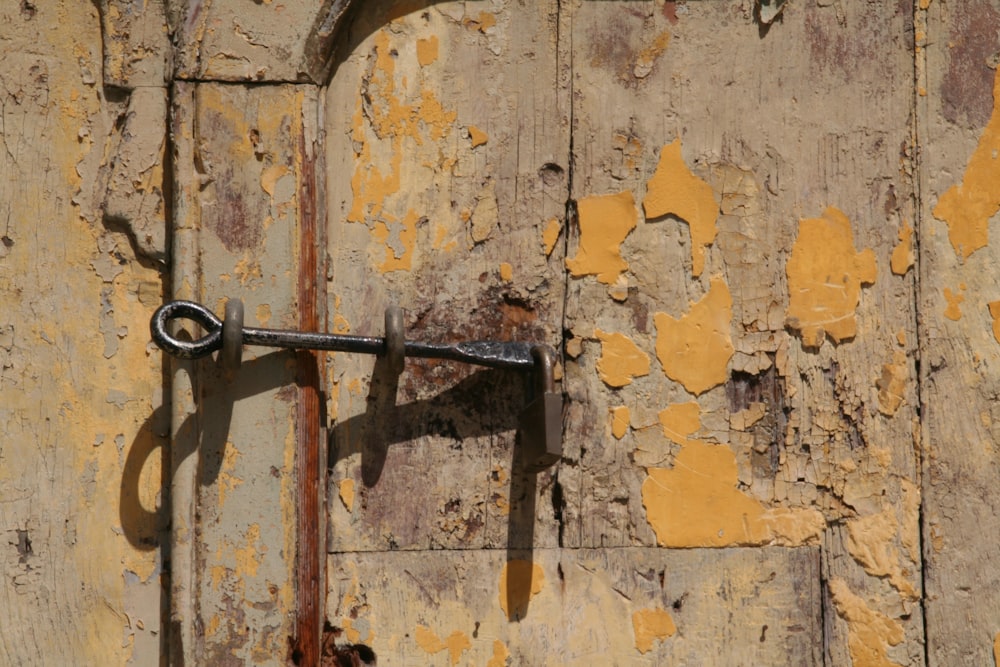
8, 0, 994, 664
322, 1, 917, 665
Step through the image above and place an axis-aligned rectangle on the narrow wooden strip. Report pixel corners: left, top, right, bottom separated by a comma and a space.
293, 123, 324, 664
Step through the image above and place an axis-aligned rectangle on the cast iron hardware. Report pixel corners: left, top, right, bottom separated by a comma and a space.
150, 299, 562, 470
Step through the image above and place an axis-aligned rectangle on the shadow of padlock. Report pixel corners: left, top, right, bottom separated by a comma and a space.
518, 345, 563, 473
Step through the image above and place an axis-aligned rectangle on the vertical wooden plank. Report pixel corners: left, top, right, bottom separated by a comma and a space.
0, 3, 166, 663
920, 1, 1000, 663
564, 1, 921, 664
171, 82, 323, 664
324, 0, 569, 554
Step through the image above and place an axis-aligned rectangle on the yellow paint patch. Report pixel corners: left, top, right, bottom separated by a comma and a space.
416, 35, 439, 66
565, 191, 637, 284
785, 206, 877, 347
487, 639, 510, 667
653, 277, 734, 395
542, 217, 561, 256
632, 607, 676, 653
877, 350, 908, 417
347, 30, 459, 273
233, 524, 263, 579
890, 220, 914, 276
338, 478, 355, 511
468, 124, 488, 147
933, 66, 1000, 259
499, 262, 513, 281
846, 506, 918, 600
643, 139, 718, 277
595, 329, 650, 388
828, 578, 905, 667
944, 286, 964, 321
642, 439, 825, 547
499, 560, 545, 621
255, 303, 271, 327
642, 402, 826, 547
611, 406, 630, 439
373, 209, 421, 272
658, 402, 701, 443
989, 301, 1000, 344
260, 164, 289, 197
414, 625, 471, 666
633, 31, 671, 79
994, 631, 1000, 667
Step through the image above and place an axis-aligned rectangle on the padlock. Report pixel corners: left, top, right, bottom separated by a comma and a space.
519, 345, 562, 472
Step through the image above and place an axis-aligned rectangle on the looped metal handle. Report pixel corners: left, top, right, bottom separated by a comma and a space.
150, 300, 224, 359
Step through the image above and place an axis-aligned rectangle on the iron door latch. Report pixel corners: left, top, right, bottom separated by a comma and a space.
150, 299, 562, 471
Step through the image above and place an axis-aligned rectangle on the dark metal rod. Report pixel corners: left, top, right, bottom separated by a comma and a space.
151, 300, 537, 370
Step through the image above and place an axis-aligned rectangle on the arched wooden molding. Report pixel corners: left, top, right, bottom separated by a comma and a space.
96, 0, 360, 86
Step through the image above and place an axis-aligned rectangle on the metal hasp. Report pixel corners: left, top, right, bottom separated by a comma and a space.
150, 299, 562, 470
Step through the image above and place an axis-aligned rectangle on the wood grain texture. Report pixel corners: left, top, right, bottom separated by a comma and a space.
171, 83, 323, 664
0, 3, 165, 663
563, 1, 922, 664
920, 1, 1000, 664
327, 547, 821, 666
324, 0, 570, 553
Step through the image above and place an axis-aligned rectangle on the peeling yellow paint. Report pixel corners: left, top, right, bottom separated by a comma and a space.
565, 191, 637, 284
933, 66, 1000, 259
944, 286, 964, 321
260, 164, 289, 197
877, 350, 908, 417
653, 277, 734, 395
255, 303, 272, 326
642, 409, 825, 547
643, 139, 718, 277
542, 217, 561, 256
890, 220, 914, 276
416, 35, 439, 66
657, 402, 701, 443
487, 639, 510, 667
347, 30, 459, 273
468, 124, 488, 147
338, 479, 356, 512
846, 506, 918, 600
595, 329, 650, 388
785, 206, 877, 347
632, 607, 676, 653
414, 625, 471, 666
633, 31, 671, 79
499, 262, 513, 282
233, 524, 263, 579
372, 209, 420, 272
500, 560, 545, 621
730, 401, 766, 431
217, 442, 243, 507
828, 578, 905, 667
989, 301, 1000, 344
610, 406, 630, 439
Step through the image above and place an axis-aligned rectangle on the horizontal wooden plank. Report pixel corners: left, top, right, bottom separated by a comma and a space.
326, 546, 821, 666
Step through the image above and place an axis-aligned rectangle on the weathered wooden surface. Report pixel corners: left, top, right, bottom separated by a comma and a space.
564, 1, 922, 665
328, 547, 821, 666
324, 0, 569, 553
7, 1, 999, 664
0, 2, 165, 663
169, 82, 324, 664
167, 0, 355, 83
921, 1, 1000, 664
